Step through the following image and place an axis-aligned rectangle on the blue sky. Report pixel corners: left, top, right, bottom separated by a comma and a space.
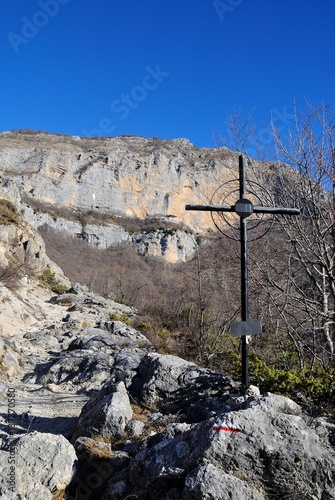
0, 0, 334, 149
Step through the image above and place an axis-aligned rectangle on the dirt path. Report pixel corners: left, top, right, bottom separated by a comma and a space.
0, 288, 109, 444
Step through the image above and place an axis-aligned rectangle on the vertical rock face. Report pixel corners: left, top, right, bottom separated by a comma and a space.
0, 133, 234, 229
132, 228, 197, 263
0, 132, 238, 261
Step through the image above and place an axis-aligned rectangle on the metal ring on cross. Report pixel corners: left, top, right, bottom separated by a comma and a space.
210, 178, 275, 241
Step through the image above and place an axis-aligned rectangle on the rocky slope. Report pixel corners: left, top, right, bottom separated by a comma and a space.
0, 281, 334, 499
0, 131, 241, 262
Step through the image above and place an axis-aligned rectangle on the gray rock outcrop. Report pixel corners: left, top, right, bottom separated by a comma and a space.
132, 228, 197, 263
1, 280, 335, 499
75, 381, 133, 439
99, 392, 335, 500
58, 342, 334, 500
0, 432, 77, 499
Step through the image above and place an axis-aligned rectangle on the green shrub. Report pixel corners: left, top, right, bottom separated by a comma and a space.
137, 321, 151, 330
51, 284, 68, 295
108, 311, 132, 325
40, 268, 67, 294
155, 328, 171, 342
137, 320, 171, 349
40, 268, 58, 286
233, 353, 335, 415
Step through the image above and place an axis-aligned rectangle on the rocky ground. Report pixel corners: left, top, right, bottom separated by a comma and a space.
0, 283, 335, 499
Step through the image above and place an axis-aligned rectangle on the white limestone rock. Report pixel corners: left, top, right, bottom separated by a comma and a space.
75, 381, 133, 439
0, 432, 77, 499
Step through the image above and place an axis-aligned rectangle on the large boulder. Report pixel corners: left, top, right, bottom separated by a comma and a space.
129, 352, 237, 414
74, 381, 133, 439
24, 329, 120, 391
25, 327, 151, 392
101, 393, 335, 500
0, 431, 77, 499
29, 335, 116, 392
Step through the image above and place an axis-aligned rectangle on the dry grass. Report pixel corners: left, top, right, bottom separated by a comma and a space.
131, 403, 152, 423
0, 199, 19, 225
81, 320, 92, 328
80, 436, 113, 459
52, 490, 66, 500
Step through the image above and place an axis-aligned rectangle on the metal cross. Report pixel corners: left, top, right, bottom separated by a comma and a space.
185, 154, 300, 392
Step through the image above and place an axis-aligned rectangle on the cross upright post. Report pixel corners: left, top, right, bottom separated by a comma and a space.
185, 154, 300, 393
238, 155, 249, 389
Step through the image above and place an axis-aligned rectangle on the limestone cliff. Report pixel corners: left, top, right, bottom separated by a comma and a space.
0, 131, 239, 261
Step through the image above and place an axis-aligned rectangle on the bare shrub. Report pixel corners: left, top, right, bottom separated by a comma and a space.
39, 223, 310, 377
0, 249, 36, 290
38, 225, 151, 305
39, 226, 242, 367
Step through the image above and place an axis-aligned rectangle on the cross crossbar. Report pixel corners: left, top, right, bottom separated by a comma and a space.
185, 204, 300, 215
185, 154, 300, 392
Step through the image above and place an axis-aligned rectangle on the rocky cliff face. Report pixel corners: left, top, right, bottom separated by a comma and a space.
0, 132, 239, 261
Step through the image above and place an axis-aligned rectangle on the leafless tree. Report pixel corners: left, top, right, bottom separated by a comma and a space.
222, 102, 335, 370
270, 102, 335, 367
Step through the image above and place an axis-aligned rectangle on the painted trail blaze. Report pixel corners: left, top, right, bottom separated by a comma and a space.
212, 425, 240, 433
212, 419, 241, 434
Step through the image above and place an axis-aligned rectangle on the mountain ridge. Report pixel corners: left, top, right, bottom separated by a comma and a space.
0, 131, 240, 261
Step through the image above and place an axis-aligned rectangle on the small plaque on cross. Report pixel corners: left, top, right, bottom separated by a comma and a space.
231, 320, 262, 337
